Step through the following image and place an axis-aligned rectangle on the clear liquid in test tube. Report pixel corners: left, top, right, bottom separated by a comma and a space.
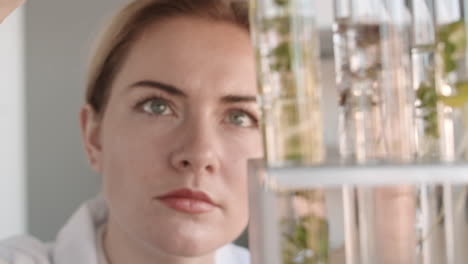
250, 1, 327, 263
250, 0, 325, 168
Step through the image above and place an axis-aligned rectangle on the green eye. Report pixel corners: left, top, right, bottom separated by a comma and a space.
142, 98, 172, 115
228, 110, 257, 128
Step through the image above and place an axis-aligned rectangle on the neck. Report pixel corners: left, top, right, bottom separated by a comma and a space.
103, 218, 216, 264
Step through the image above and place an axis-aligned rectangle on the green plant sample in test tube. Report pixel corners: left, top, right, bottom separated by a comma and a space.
251, 0, 324, 167
437, 20, 468, 107
280, 191, 329, 264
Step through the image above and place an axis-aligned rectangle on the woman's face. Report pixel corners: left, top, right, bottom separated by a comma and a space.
81, 16, 262, 257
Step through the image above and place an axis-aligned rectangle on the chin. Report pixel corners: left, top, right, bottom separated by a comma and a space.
153, 232, 223, 257
140, 219, 226, 256
141, 208, 248, 257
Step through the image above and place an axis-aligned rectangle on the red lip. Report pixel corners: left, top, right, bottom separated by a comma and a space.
157, 188, 217, 214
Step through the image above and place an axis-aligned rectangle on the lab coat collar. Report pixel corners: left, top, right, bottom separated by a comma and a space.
52, 196, 107, 264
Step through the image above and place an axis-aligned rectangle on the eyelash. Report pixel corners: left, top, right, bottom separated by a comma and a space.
227, 108, 259, 128
135, 95, 174, 115
134, 95, 259, 127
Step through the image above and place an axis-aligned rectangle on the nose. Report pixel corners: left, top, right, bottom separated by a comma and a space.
170, 122, 220, 175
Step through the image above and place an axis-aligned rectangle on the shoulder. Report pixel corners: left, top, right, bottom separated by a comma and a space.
0, 196, 107, 264
0, 235, 52, 264
216, 244, 250, 264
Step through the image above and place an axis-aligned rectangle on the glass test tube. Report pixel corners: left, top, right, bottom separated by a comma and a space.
337, 0, 417, 263
434, 1, 468, 263
250, 1, 328, 263
250, 0, 325, 168
411, 0, 439, 160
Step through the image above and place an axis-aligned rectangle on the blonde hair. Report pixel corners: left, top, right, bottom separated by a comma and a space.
86, 0, 249, 114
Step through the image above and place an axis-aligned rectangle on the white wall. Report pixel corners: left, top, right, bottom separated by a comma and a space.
0, 7, 26, 239
24, 0, 128, 241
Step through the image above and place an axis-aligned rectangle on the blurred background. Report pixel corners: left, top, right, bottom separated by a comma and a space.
0, 0, 337, 243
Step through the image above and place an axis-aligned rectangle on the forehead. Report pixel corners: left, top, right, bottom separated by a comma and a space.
113, 16, 256, 97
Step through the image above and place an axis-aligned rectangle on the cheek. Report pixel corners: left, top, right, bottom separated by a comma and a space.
219, 129, 262, 190
223, 129, 263, 161
222, 130, 262, 208
222, 168, 249, 239
99, 118, 178, 234
219, 137, 259, 219
99, 118, 173, 198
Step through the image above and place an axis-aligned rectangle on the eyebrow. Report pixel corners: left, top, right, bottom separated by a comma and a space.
129, 80, 187, 97
221, 95, 258, 104
130, 80, 257, 104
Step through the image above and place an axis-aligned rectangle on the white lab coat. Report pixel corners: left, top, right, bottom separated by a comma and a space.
0, 196, 250, 264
